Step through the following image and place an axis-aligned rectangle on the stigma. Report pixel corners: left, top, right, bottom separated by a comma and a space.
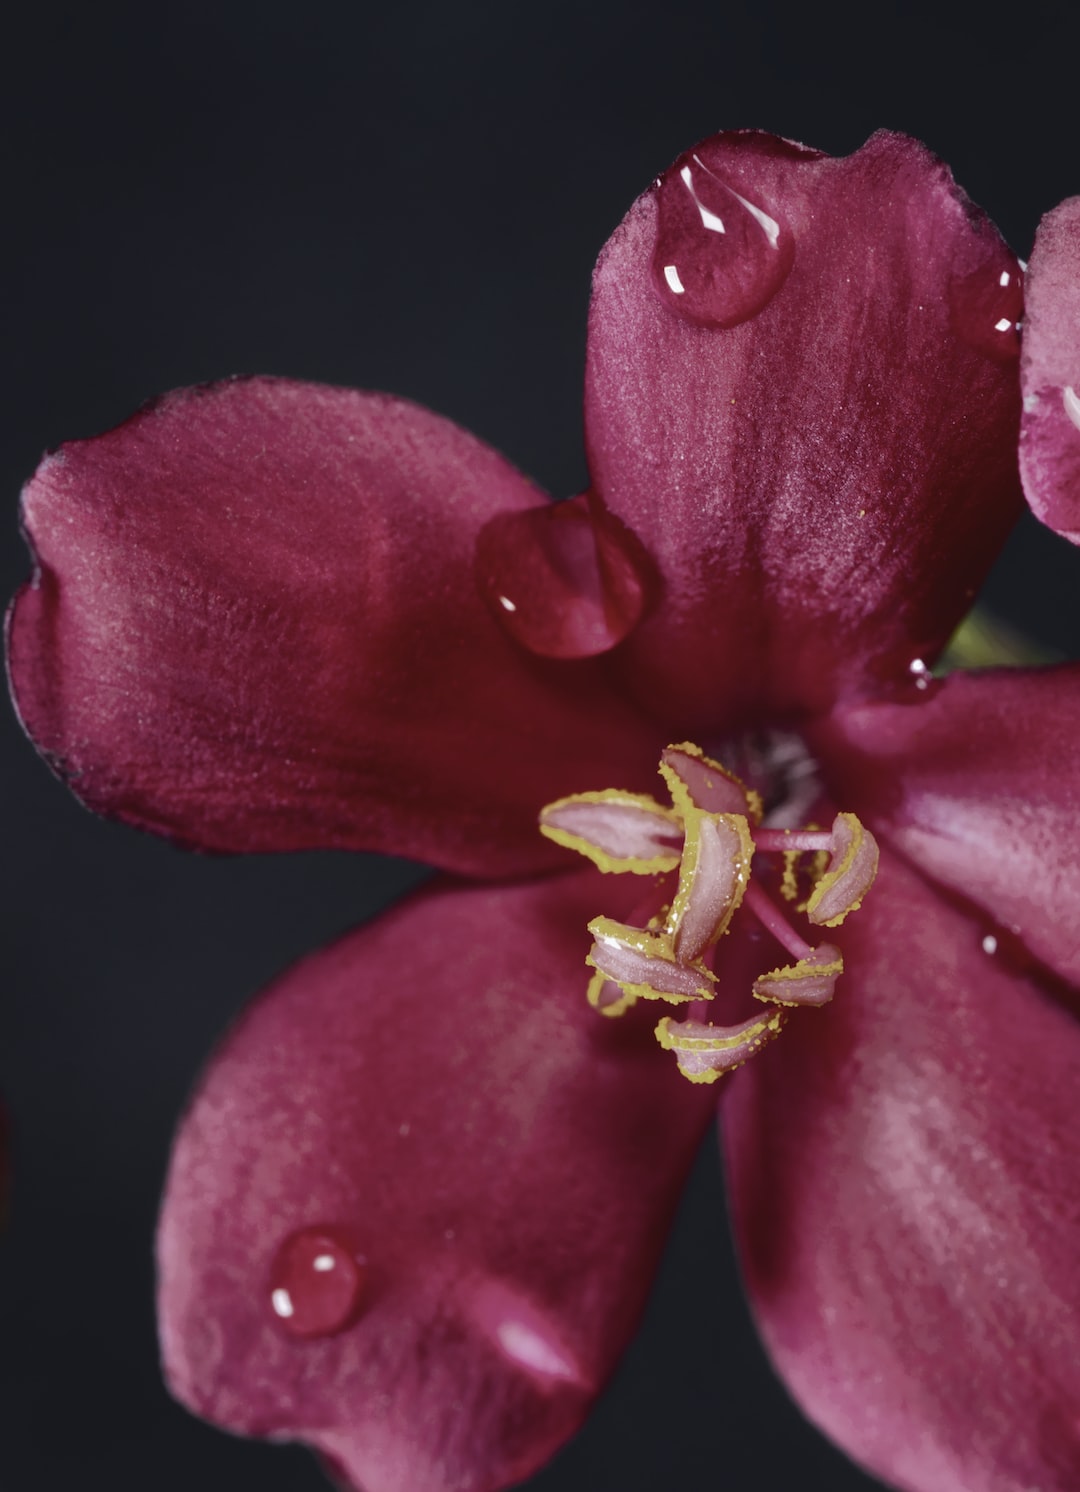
539, 743, 879, 1084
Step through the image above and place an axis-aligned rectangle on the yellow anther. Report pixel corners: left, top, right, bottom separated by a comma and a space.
586, 916, 715, 1005
539, 789, 682, 875
658, 740, 763, 824
752, 947, 843, 1007
780, 847, 801, 902
654, 1009, 787, 1084
586, 969, 638, 1019
806, 812, 880, 927
665, 809, 754, 961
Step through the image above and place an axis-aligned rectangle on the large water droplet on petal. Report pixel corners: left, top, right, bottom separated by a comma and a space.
475, 493, 653, 658
269, 1228, 368, 1339
650, 152, 795, 328
949, 251, 1023, 360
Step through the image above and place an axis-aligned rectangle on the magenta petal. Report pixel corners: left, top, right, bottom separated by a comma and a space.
585, 130, 1023, 730
814, 665, 1080, 984
7, 377, 659, 874
158, 870, 714, 1492
1020, 196, 1080, 540
723, 848, 1080, 1492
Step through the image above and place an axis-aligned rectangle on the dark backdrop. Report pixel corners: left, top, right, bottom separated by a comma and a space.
3, 3, 1079, 1490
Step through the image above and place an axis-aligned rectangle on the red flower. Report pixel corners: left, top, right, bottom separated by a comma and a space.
8, 129, 1080, 1492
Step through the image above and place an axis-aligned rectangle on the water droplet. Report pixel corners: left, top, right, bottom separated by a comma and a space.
651, 152, 794, 328
949, 252, 1023, 361
908, 657, 932, 691
475, 493, 653, 658
982, 934, 998, 955
268, 1228, 368, 1339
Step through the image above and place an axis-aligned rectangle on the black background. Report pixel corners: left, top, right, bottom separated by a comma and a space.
3, 3, 1080, 1490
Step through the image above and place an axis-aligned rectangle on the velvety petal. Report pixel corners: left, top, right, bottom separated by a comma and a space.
8, 377, 659, 875
812, 664, 1080, 985
585, 130, 1023, 731
157, 870, 715, 1492
1019, 197, 1080, 540
722, 847, 1080, 1492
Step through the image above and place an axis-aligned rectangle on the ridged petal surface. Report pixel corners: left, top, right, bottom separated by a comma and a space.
7, 377, 657, 874
585, 129, 1023, 731
813, 665, 1080, 985
723, 848, 1080, 1492
158, 870, 715, 1492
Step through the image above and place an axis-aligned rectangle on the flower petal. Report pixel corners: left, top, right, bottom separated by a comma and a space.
1019, 196, 1080, 540
7, 377, 658, 874
814, 665, 1080, 984
722, 847, 1080, 1492
157, 870, 715, 1492
585, 130, 1023, 730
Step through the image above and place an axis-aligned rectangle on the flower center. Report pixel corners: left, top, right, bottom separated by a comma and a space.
539, 742, 879, 1084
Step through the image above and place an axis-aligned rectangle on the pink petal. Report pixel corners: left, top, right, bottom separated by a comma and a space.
723, 847, 1080, 1492
7, 377, 658, 875
158, 870, 715, 1492
814, 665, 1080, 984
585, 130, 1023, 731
1019, 197, 1080, 540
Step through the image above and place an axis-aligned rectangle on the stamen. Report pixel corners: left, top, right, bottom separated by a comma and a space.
659, 741, 763, 822
752, 828, 834, 853
752, 944, 843, 1007
538, 743, 879, 1084
654, 1008, 787, 1084
665, 810, 754, 961
805, 812, 879, 926
586, 918, 715, 1003
586, 970, 639, 1019
539, 790, 682, 874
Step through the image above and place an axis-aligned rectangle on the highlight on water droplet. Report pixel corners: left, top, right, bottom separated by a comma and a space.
268, 1227, 368, 1339
949, 250, 1023, 360
474, 492, 654, 658
908, 657, 932, 690
650, 149, 795, 328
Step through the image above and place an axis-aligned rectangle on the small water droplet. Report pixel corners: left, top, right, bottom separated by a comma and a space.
982, 934, 998, 955
908, 658, 932, 691
475, 494, 653, 658
651, 151, 794, 328
949, 251, 1023, 360
268, 1228, 368, 1339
